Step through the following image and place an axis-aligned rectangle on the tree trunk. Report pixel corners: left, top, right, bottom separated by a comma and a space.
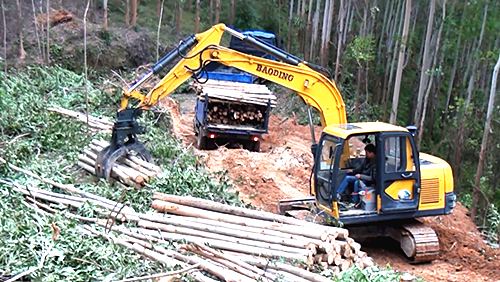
384, 0, 404, 121
287, 0, 294, 51
209, 0, 214, 25
470, 50, 500, 220
309, 0, 321, 61
417, 1, 446, 148
46, 0, 50, 64
195, 0, 200, 33
334, 0, 345, 82
320, 0, 330, 66
229, 0, 235, 25
31, 0, 43, 60
215, 0, 220, 23
156, 0, 164, 61
125, 0, 130, 26
131, 0, 138, 26
389, 0, 412, 124
15, 0, 26, 60
176, 0, 182, 36
304, 0, 314, 61
414, 0, 436, 126
103, 0, 108, 29
454, 1, 488, 171
1, 0, 6, 75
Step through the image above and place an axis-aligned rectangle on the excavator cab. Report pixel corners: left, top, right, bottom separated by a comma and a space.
311, 123, 423, 223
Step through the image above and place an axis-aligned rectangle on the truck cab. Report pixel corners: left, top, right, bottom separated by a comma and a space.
202, 30, 280, 84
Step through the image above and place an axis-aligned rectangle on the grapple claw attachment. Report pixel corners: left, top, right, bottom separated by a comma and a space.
95, 108, 154, 182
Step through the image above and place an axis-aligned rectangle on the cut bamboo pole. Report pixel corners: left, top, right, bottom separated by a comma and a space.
184, 245, 273, 282
237, 256, 333, 282
152, 193, 349, 238
139, 214, 321, 248
151, 200, 342, 241
188, 243, 279, 282
134, 227, 309, 261
142, 212, 323, 244
138, 220, 312, 256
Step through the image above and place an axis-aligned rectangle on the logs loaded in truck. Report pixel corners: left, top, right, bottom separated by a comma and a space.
191, 30, 280, 151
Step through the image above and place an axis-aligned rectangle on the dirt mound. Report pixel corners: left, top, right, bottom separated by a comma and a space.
162, 96, 319, 211
164, 94, 500, 281
421, 203, 500, 279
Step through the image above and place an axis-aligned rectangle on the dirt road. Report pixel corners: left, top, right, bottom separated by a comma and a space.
164, 94, 500, 282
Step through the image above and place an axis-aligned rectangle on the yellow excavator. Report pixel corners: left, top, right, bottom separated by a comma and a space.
95, 24, 456, 263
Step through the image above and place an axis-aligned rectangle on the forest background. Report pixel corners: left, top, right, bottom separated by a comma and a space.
2, 0, 500, 239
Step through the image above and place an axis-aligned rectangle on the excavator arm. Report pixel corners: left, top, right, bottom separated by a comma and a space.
96, 23, 346, 180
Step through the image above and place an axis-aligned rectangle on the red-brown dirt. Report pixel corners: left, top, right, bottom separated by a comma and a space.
163, 94, 500, 282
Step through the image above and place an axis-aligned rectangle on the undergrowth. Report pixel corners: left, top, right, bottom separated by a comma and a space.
0, 65, 241, 281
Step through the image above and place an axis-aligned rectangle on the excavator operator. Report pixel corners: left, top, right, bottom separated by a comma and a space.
337, 144, 377, 207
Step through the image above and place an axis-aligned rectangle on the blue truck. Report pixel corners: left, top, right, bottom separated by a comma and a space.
193, 30, 279, 152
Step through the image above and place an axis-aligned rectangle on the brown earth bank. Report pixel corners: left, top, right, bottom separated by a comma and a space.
163, 94, 500, 282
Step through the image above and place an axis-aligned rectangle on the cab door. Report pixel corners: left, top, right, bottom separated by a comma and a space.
313, 136, 341, 218
377, 133, 421, 213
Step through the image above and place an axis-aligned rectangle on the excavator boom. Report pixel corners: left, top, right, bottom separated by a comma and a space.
96, 24, 347, 180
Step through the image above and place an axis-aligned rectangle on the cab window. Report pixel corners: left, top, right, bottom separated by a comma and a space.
385, 136, 404, 172
341, 134, 376, 169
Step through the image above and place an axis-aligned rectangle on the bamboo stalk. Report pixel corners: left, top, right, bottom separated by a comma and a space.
184, 245, 273, 282
139, 213, 321, 248
151, 200, 346, 241
136, 242, 255, 282
142, 212, 323, 244
152, 193, 348, 238
189, 243, 279, 281
138, 220, 312, 256
237, 256, 333, 282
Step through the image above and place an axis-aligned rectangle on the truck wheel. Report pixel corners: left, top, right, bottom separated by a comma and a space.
196, 134, 207, 150
249, 140, 261, 152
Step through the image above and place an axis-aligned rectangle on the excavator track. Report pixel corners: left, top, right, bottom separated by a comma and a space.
400, 221, 440, 263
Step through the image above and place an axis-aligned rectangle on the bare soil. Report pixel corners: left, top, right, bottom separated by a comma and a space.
163, 94, 500, 282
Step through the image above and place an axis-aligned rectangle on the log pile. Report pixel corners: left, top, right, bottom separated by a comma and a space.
192, 80, 276, 128
77, 139, 162, 188
48, 106, 114, 132
3, 159, 375, 281
205, 101, 267, 128
146, 193, 374, 273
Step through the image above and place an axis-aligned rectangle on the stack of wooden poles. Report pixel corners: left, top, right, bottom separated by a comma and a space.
48, 106, 114, 132
77, 139, 161, 188
144, 193, 374, 272
3, 158, 375, 282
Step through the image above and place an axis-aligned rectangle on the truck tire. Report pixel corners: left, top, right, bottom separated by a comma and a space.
246, 140, 260, 152
252, 140, 261, 152
196, 133, 207, 150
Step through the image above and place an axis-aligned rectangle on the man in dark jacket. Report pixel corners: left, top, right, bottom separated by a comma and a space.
336, 143, 376, 206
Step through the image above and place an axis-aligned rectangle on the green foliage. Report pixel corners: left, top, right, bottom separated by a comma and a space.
233, 1, 262, 30
0, 65, 243, 280
346, 36, 376, 66
0, 193, 164, 281
325, 265, 425, 282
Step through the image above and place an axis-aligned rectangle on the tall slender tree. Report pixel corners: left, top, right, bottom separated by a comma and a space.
195, 0, 200, 33
414, 0, 436, 126
15, 0, 26, 60
471, 50, 500, 219
390, 0, 412, 124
